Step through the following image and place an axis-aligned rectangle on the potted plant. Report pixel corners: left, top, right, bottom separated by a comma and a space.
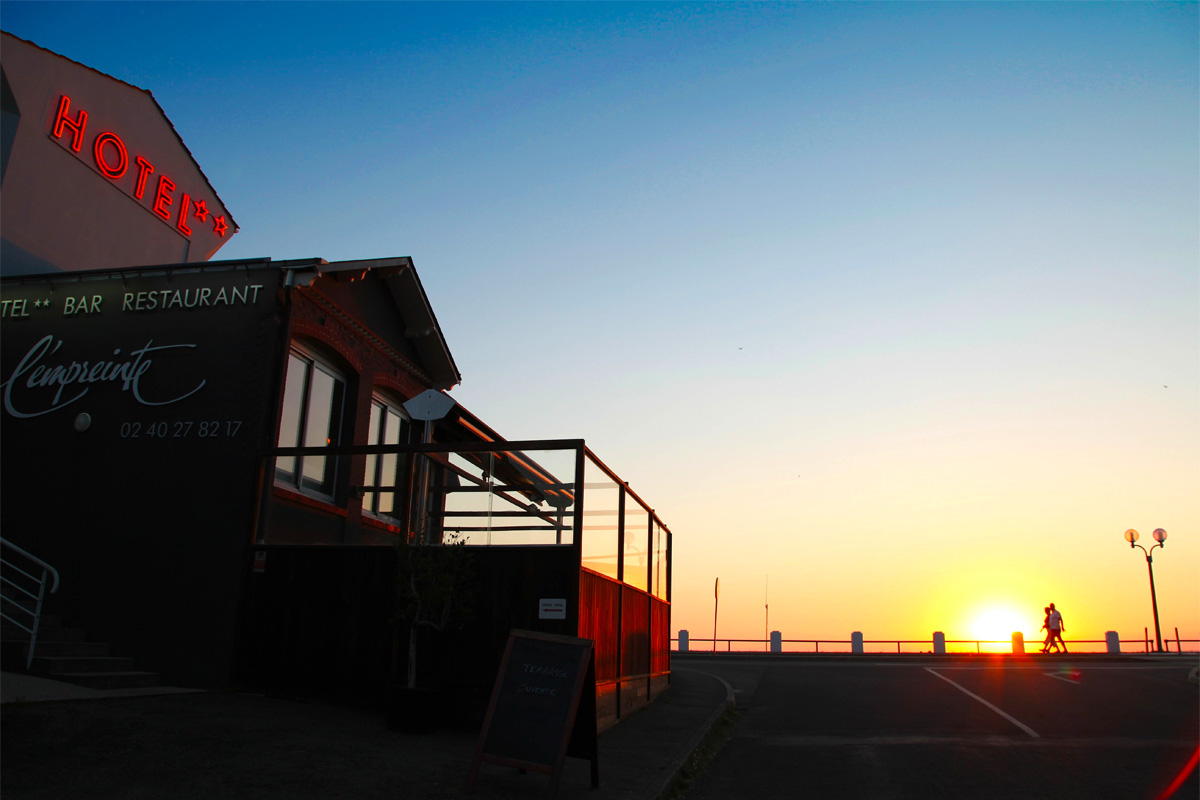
387, 528, 475, 733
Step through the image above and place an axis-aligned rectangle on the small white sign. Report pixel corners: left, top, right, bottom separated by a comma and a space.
539, 598, 566, 620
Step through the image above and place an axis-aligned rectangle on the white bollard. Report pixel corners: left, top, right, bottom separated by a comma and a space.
851, 631, 864, 654
678, 630, 689, 653
1012, 632, 1025, 654
1105, 631, 1120, 654
770, 630, 782, 654
933, 631, 946, 654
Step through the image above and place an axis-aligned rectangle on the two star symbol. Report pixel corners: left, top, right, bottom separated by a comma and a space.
190, 198, 228, 237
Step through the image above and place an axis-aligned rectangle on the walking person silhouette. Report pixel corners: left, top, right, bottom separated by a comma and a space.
1040, 606, 1059, 653
1047, 602, 1067, 653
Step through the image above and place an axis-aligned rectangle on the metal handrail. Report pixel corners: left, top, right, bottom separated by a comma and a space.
673, 636, 1200, 655
0, 538, 60, 668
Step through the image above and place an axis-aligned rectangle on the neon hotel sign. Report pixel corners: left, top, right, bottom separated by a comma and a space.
50, 95, 229, 239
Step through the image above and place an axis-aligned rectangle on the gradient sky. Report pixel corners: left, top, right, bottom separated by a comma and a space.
3, 1, 1197, 649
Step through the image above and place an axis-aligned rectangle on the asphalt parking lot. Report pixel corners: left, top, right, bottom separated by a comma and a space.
675, 654, 1199, 800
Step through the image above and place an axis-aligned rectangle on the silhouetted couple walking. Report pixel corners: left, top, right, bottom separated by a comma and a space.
1040, 603, 1067, 653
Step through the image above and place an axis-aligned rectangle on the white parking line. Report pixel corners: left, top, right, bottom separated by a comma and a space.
925, 667, 1040, 739
1043, 671, 1082, 684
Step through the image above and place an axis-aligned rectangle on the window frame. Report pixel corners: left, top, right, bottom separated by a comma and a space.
362, 392, 412, 522
274, 343, 347, 503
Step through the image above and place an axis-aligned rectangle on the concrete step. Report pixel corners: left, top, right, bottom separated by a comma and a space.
1, 639, 111, 670
11, 640, 111, 658
47, 671, 161, 690
1, 601, 161, 690
1, 612, 63, 631
23, 625, 88, 643
4, 619, 90, 643
32, 655, 136, 675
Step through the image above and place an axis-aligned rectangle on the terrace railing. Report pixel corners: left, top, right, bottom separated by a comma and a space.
256, 438, 671, 600
254, 438, 673, 724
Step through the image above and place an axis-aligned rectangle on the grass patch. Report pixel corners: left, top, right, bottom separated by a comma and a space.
660, 705, 741, 799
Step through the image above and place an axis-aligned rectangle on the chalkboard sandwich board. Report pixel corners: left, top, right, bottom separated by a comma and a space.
466, 629, 598, 797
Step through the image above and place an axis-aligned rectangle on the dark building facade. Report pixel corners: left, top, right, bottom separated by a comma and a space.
1, 33, 671, 728
2, 257, 457, 687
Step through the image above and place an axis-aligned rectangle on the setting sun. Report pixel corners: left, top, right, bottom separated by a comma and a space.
970, 608, 1028, 642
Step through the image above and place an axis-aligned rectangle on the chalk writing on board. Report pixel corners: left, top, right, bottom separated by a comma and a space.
467, 630, 599, 796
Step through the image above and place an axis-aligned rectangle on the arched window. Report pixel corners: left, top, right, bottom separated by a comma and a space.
276, 344, 346, 499
363, 393, 412, 519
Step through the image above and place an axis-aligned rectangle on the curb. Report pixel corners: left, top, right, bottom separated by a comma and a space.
650, 668, 737, 800
1, 671, 203, 705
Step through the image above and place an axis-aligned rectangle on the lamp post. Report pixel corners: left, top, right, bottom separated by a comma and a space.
1124, 528, 1167, 653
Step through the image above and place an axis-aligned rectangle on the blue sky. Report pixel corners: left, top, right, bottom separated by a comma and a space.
3, 2, 1197, 642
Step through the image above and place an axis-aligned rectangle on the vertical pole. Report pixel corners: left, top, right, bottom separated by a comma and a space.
416, 420, 432, 543
258, 275, 296, 546
485, 452, 494, 546
1146, 555, 1163, 652
764, 574, 769, 653
27, 572, 48, 669
615, 486, 625, 720
616, 486, 626, 584
1175, 627, 1181, 654
645, 512, 653, 698
252, 455, 274, 545
572, 446, 585, 555
571, 446, 585, 638
713, 578, 719, 653
666, 532, 673, 603
665, 529, 673, 689
646, 513, 654, 598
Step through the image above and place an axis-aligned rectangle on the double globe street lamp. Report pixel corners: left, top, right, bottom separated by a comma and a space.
1124, 527, 1167, 653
